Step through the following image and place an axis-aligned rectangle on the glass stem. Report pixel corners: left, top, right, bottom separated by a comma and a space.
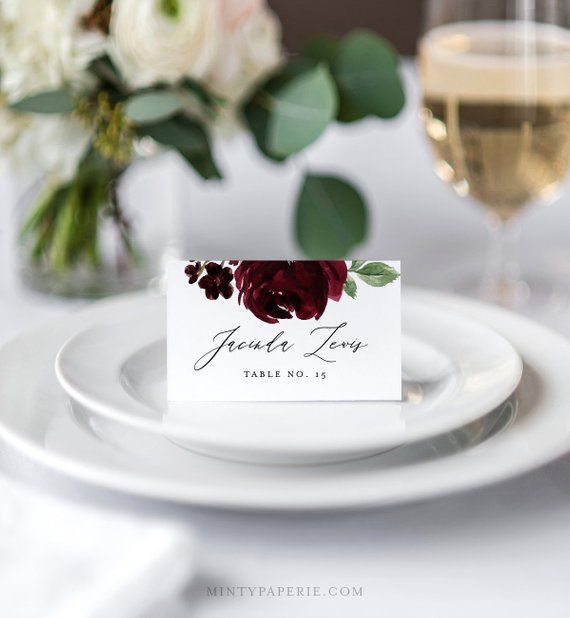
481, 214, 525, 306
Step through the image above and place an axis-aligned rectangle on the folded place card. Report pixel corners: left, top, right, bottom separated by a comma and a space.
167, 260, 401, 402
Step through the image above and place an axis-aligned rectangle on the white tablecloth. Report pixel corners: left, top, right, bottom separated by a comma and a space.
2, 64, 570, 617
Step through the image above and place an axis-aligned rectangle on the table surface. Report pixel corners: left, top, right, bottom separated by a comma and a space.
2, 64, 570, 617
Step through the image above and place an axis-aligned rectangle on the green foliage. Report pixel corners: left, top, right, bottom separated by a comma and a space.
334, 30, 405, 121
268, 65, 338, 157
124, 91, 185, 125
10, 28, 406, 261
295, 174, 368, 259
243, 29, 405, 257
343, 274, 358, 299
349, 261, 400, 287
10, 89, 74, 114
20, 149, 125, 272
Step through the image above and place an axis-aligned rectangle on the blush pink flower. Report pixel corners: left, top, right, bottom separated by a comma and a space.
220, 0, 265, 31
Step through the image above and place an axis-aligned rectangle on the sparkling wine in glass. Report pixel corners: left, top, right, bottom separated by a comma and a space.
419, 0, 570, 306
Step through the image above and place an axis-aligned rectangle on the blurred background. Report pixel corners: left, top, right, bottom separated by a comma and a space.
269, 0, 424, 53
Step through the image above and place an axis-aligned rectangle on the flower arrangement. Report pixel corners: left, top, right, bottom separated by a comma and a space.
184, 260, 400, 323
0, 0, 405, 295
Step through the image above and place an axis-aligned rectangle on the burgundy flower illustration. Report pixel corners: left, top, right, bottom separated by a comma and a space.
184, 260, 399, 323
234, 261, 348, 324
185, 261, 234, 300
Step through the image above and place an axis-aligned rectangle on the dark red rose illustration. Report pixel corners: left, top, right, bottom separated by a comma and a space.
234, 261, 348, 324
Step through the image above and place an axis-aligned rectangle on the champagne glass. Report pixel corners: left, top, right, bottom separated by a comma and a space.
419, 0, 570, 307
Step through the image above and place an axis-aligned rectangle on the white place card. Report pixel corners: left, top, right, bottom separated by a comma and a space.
167, 260, 401, 402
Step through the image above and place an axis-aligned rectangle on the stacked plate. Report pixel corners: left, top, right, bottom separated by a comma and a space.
1, 288, 570, 511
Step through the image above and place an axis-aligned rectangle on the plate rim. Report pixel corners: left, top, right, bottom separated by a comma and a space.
0, 288, 569, 511
53, 295, 523, 459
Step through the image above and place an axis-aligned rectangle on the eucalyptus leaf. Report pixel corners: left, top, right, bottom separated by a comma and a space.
10, 89, 74, 114
88, 55, 126, 95
180, 148, 222, 181
302, 34, 340, 65
334, 30, 405, 120
182, 77, 223, 109
243, 102, 287, 162
139, 115, 208, 153
295, 173, 368, 259
343, 275, 357, 299
125, 91, 184, 125
242, 58, 325, 161
268, 65, 338, 157
356, 262, 400, 287
138, 114, 222, 180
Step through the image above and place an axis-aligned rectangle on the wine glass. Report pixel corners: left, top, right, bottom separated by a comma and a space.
419, 0, 570, 307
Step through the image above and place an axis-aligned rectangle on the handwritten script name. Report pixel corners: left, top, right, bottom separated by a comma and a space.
194, 322, 367, 370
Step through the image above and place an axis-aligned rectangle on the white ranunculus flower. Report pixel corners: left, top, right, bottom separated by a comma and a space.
110, 0, 222, 88
210, 1, 282, 104
0, 0, 105, 101
0, 104, 91, 184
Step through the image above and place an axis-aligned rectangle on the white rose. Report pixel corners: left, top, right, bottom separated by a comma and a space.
0, 0, 105, 101
209, 1, 282, 104
0, 102, 91, 184
110, 0, 222, 88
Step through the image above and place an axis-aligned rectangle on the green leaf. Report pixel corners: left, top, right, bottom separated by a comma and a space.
242, 58, 322, 162
268, 65, 338, 157
302, 34, 340, 65
295, 173, 368, 259
180, 148, 222, 181
350, 260, 366, 271
138, 115, 208, 153
139, 114, 222, 180
10, 89, 74, 114
343, 274, 357, 299
356, 262, 400, 287
243, 102, 287, 162
125, 91, 184, 125
181, 77, 224, 109
334, 30, 405, 120
88, 55, 125, 94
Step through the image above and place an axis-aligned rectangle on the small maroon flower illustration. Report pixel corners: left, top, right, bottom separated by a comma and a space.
184, 261, 202, 284
198, 262, 234, 300
234, 261, 348, 324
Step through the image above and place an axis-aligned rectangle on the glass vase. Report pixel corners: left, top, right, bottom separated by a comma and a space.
16, 152, 177, 299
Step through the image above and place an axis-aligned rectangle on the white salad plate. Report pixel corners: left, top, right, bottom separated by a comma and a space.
54, 294, 522, 464
1, 289, 569, 511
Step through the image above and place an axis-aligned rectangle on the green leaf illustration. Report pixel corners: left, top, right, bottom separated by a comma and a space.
334, 30, 405, 120
344, 274, 358, 299
125, 91, 184, 125
268, 65, 338, 157
355, 262, 400, 287
295, 173, 367, 259
350, 260, 366, 271
10, 89, 74, 114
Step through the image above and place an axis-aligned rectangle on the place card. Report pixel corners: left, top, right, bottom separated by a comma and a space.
167, 260, 401, 402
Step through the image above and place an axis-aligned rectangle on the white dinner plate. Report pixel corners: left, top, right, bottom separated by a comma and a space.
54, 295, 522, 464
1, 289, 569, 511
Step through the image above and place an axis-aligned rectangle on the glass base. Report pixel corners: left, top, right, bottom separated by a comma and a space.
18, 261, 155, 299
447, 255, 570, 323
